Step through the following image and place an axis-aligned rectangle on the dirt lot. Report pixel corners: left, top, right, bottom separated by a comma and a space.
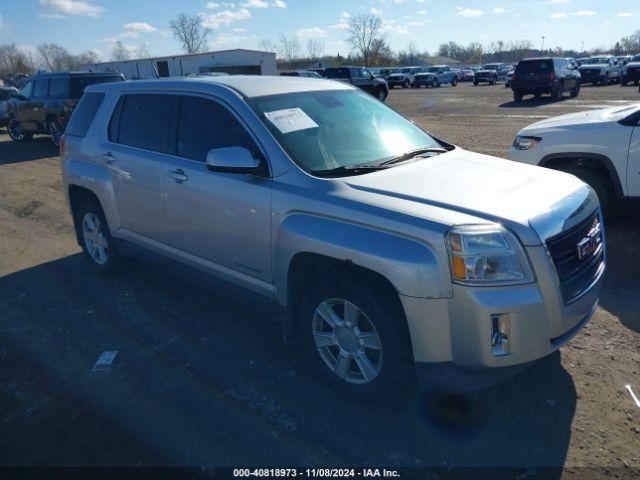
1, 82, 639, 476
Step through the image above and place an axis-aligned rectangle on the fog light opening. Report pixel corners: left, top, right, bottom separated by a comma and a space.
491, 313, 511, 357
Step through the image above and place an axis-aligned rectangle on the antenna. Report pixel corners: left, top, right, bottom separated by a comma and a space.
144, 45, 159, 79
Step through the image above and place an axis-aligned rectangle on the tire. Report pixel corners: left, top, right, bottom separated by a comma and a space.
564, 168, 616, 216
297, 276, 414, 400
513, 90, 524, 102
621, 77, 628, 86
451, 78, 457, 87
376, 88, 387, 102
7, 118, 33, 142
388, 85, 394, 89
47, 118, 63, 147
490, 77, 496, 85
534, 92, 542, 100
75, 198, 121, 273
552, 83, 564, 101
473, 81, 478, 86
434, 80, 440, 88
570, 81, 581, 98
403, 80, 410, 89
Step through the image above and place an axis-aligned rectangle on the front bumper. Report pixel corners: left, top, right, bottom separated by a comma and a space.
387, 78, 406, 86
402, 243, 604, 394
579, 71, 606, 83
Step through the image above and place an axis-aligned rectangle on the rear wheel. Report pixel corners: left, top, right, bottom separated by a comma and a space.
513, 90, 524, 102
403, 79, 410, 88
552, 83, 564, 101
298, 277, 414, 400
434, 79, 441, 88
473, 80, 478, 86
7, 118, 32, 142
451, 78, 457, 87
570, 81, 581, 98
490, 76, 496, 85
75, 198, 121, 273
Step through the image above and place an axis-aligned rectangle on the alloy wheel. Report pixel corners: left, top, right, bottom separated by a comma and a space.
48, 121, 61, 147
7, 119, 25, 141
82, 212, 109, 265
311, 298, 383, 384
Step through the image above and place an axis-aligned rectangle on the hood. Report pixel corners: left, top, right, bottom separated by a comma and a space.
627, 62, 640, 68
415, 72, 436, 77
521, 104, 640, 130
335, 148, 597, 245
387, 73, 406, 78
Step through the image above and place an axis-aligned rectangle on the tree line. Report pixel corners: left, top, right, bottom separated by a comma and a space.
2, 13, 640, 77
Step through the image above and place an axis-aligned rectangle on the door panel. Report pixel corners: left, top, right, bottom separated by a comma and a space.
164, 95, 272, 283
107, 93, 178, 244
627, 126, 640, 196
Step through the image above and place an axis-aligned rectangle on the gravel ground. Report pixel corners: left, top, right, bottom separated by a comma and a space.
0, 81, 639, 477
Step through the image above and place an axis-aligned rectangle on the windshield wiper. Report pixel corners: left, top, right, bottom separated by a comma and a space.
310, 164, 390, 177
376, 147, 448, 166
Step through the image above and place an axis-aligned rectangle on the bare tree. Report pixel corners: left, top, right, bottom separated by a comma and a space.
37, 43, 77, 71
111, 41, 130, 61
306, 39, 325, 62
0, 44, 34, 76
170, 13, 210, 54
278, 33, 300, 63
260, 39, 278, 53
347, 13, 385, 66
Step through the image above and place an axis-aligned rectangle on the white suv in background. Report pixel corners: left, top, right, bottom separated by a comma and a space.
509, 105, 640, 213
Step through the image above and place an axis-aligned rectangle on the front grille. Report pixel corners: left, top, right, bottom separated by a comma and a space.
546, 210, 604, 304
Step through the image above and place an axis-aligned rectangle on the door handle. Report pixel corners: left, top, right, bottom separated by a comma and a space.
168, 168, 188, 184
101, 151, 115, 164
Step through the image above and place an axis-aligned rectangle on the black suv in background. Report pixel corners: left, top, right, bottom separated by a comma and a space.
323, 66, 389, 102
511, 57, 581, 102
7, 71, 124, 146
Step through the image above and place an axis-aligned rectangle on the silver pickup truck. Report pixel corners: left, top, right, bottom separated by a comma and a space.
61, 76, 604, 397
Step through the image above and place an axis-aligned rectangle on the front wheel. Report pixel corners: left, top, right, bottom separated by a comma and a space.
377, 89, 387, 102
552, 83, 564, 101
451, 78, 457, 87
47, 119, 63, 147
473, 81, 478, 86
490, 77, 496, 85
564, 168, 616, 216
298, 277, 414, 399
7, 118, 32, 142
403, 80, 409, 88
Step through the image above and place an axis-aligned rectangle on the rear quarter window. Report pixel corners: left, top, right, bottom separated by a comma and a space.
516, 61, 552, 73
70, 75, 123, 99
65, 92, 105, 138
33, 79, 49, 98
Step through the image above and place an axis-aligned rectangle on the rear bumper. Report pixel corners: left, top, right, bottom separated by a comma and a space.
511, 81, 555, 93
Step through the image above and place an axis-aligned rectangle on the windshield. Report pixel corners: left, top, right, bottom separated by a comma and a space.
426, 67, 439, 73
483, 64, 499, 70
633, 55, 640, 62
583, 57, 608, 65
248, 90, 442, 175
324, 68, 349, 79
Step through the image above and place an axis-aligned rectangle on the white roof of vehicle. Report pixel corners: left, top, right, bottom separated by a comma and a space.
92, 75, 353, 98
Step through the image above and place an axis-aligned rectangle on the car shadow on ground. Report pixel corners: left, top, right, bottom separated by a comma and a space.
0, 252, 576, 473
597, 205, 640, 334
0, 133, 57, 165
499, 97, 567, 108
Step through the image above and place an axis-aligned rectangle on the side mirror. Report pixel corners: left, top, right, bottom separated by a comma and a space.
206, 146, 267, 176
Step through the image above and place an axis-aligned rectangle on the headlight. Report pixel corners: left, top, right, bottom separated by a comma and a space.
512, 135, 542, 150
447, 225, 534, 285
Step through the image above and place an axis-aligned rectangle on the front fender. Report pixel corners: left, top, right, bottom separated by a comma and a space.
273, 213, 450, 306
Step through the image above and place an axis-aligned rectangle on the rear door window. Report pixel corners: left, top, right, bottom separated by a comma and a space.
33, 79, 49, 98
176, 95, 259, 162
49, 78, 69, 98
65, 92, 105, 138
113, 94, 178, 154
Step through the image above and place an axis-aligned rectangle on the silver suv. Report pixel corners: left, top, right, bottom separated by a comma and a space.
61, 76, 604, 396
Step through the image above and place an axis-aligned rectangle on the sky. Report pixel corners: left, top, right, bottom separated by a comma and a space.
0, 0, 638, 62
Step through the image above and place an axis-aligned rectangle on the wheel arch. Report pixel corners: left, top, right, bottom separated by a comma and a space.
539, 152, 625, 200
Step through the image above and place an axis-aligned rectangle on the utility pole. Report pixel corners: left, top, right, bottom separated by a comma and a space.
580, 41, 585, 53
541, 36, 545, 52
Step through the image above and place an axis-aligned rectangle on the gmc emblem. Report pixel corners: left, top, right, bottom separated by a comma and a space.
576, 219, 602, 261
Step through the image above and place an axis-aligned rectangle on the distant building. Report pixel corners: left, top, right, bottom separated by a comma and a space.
80, 48, 277, 79
422, 56, 462, 66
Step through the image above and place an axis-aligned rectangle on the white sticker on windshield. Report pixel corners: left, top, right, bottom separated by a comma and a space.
264, 108, 318, 134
